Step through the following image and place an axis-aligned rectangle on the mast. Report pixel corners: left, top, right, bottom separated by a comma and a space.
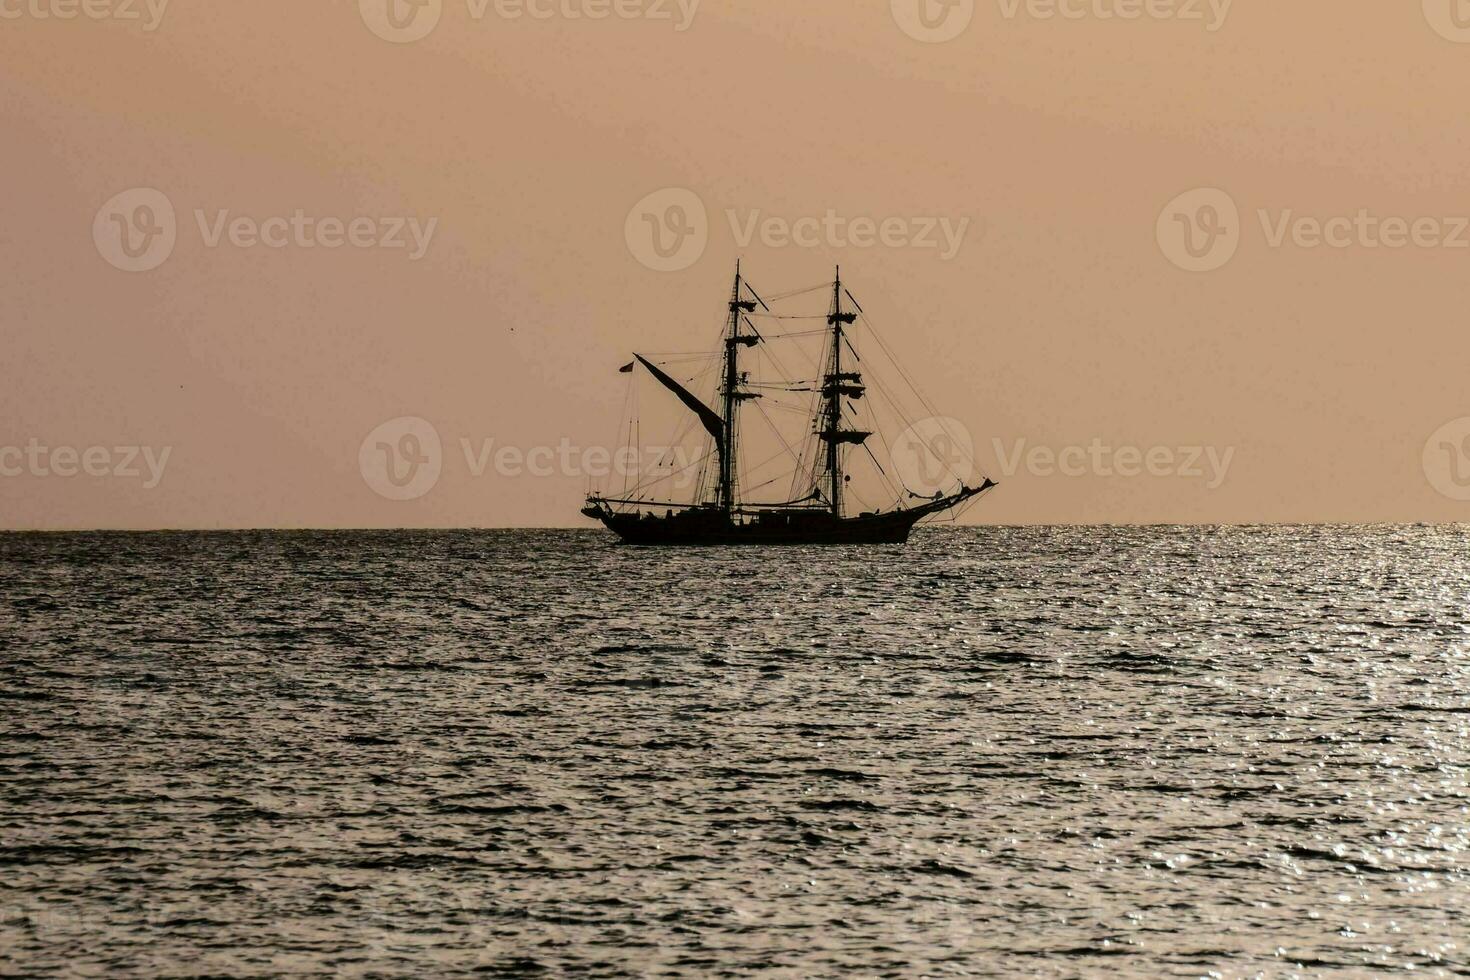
719, 261, 758, 514
820, 266, 863, 517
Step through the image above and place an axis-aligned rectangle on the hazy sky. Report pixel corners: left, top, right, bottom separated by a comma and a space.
5, 0, 1470, 528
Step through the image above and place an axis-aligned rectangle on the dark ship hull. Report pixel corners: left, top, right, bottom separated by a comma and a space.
586, 506, 924, 546
583, 482, 993, 546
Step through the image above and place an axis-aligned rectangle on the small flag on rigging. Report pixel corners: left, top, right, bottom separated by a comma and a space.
618, 361, 635, 373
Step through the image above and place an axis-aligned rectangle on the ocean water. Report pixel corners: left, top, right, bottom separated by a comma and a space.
2, 526, 1468, 978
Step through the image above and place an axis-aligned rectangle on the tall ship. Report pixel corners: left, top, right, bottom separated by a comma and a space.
582, 265, 995, 545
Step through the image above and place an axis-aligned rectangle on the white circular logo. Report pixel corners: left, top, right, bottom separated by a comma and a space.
1424, 0, 1470, 42
891, 0, 975, 43
1424, 417, 1470, 500
892, 416, 975, 497
93, 188, 177, 273
359, 0, 442, 43
359, 416, 442, 501
1156, 187, 1240, 273
624, 187, 708, 272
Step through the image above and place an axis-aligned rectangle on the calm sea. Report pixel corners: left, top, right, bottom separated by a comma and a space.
2, 527, 1467, 977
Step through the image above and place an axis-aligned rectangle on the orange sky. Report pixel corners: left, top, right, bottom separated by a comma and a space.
4, 0, 1470, 528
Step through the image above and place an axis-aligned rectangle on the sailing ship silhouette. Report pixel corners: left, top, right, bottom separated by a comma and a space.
582, 265, 995, 544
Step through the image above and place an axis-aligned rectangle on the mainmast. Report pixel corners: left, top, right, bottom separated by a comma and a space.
719, 261, 759, 514
819, 267, 865, 517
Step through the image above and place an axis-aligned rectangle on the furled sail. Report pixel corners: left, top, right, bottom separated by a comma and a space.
819, 429, 872, 445
634, 354, 725, 444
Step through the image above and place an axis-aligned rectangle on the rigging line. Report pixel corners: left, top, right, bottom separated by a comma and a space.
788, 426, 817, 502
749, 332, 802, 399
624, 413, 635, 499
746, 394, 807, 410
772, 324, 825, 499
627, 408, 703, 501
835, 400, 902, 506
861, 366, 962, 495
846, 484, 877, 514
737, 442, 811, 494
750, 395, 807, 471
841, 343, 952, 496
742, 471, 823, 499
760, 402, 815, 416
858, 308, 982, 475
762, 281, 831, 303
861, 349, 921, 434
619, 446, 715, 499
740, 470, 797, 495
855, 308, 934, 410
776, 323, 824, 382
860, 441, 903, 506
612, 372, 635, 497
788, 421, 819, 502
742, 279, 770, 312
750, 329, 828, 343
853, 315, 981, 488
637, 351, 724, 362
